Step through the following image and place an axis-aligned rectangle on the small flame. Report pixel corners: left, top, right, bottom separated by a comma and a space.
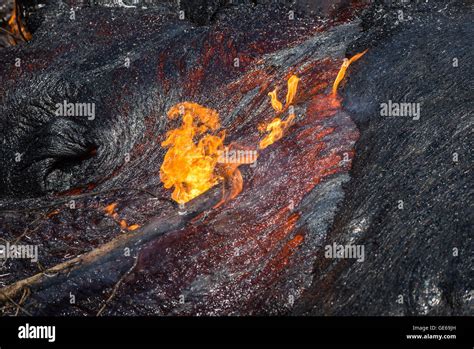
104, 203, 140, 231
285, 75, 300, 106
268, 89, 283, 112
46, 209, 60, 218
119, 219, 127, 229
332, 49, 368, 96
267, 75, 300, 113
7, 1, 32, 44
259, 114, 295, 150
104, 203, 117, 215
259, 75, 299, 149
160, 102, 225, 204
214, 162, 244, 209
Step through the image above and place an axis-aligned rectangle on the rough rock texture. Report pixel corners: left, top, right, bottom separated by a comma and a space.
0, 1, 364, 315
0, 0, 471, 316
294, 1, 473, 315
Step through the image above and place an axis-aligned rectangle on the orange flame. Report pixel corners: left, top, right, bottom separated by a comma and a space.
119, 219, 128, 229
104, 203, 140, 231
332, 49, 368, 96
259, 114, 295, 149
7, 1, 32, 44
285, 75, 300, 106
104, 203, 117, 215
268, 89, 283, 112
267, 75, 300, 113
259, 75, 299, 149
161, 75, 298, 204
160, 102, 226, 204
214, 162, 244, 209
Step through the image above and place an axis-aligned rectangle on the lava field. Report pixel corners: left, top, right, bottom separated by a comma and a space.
0, 0, 472, 318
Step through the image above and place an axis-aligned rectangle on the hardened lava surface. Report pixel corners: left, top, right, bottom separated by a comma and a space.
0, 1, 363, 315
0, 0, 471, 316
295, 0, 473, 316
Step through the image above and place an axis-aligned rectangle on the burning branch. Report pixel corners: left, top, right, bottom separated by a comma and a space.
160, 75, 302, 205
160, 102, 226, 204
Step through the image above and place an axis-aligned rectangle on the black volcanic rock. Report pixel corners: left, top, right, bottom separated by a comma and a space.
294, 1, 473, 315
0, 0, 471, 316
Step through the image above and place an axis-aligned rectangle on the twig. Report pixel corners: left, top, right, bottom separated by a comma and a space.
2, 291, 32, 316
0, 186, 221, 306
12, 213, 47, 245
96, 256, 139, 316
14, 287, 30, 316
0, 211, 49, 268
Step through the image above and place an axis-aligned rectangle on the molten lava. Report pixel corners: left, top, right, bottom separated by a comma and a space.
160, 102, 226, 204
331, 49, 368, 96
259, 75, 300, 149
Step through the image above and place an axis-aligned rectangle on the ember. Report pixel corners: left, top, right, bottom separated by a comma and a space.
6, 0, 31, 45
104, 203, 140, 231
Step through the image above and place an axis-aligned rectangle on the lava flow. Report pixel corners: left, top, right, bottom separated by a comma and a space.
0, 3, 369, 316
